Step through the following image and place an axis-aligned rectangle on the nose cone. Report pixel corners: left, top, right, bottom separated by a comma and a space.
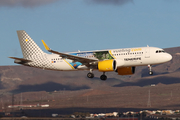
165, 53, 172, 62
167, 53, 172, 61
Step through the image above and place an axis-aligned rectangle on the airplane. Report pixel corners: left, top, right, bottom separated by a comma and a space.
9, 30, 172, 81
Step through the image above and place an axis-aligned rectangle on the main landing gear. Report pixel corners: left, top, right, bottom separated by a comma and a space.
87, 69, 94, 78
100, 72, 107, 81
148, 65, 153, 75
87, 72, 94, 78
87, 69, 107, 81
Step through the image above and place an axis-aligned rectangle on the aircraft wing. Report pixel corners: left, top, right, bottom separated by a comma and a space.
41, 40, 98, 64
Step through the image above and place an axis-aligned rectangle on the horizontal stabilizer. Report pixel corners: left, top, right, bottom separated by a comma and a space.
9, 57, 32, 64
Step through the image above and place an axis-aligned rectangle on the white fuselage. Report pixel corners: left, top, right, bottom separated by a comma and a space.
25, 46, 172, 71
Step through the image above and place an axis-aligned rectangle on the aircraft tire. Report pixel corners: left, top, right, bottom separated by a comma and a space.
87, 73, 94, 78
149, 71, 153, 75
100, 75, 107, 81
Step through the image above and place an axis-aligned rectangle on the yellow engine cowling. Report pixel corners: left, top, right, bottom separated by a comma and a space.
98, 59, 115, 72
116, 67, 135, 75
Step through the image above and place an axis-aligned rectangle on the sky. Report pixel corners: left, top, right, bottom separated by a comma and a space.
0, 0, 180, 66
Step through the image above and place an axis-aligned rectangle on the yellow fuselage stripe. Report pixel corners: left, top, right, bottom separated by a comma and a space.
64, 59, 75, 69
109, 50, 116, 59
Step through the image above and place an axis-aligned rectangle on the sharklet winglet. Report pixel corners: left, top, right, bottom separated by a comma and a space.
41, 40, 50, 51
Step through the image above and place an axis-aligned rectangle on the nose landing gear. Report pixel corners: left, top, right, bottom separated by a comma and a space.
148, 65, 153, 75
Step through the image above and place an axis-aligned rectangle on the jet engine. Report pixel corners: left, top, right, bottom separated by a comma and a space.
98, 59, 125, 72
113, 59, 124, 71
116, 67, 135, 75
98, 59, 115, 72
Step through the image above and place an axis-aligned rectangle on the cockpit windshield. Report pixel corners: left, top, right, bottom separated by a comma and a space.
156, 50, 165, 53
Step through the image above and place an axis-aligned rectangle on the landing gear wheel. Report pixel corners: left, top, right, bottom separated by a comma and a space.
149, 71, 153, 75
87, 73, 94, 78
148, 65, 153, 75
100, 75, 107, 81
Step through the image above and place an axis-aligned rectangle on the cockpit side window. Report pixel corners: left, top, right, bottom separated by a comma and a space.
156, 50, 165, 53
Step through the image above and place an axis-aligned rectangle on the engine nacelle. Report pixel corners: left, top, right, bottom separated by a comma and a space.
116, 67, 135, 75
98, 59, 115, 72
114, 59, 124, 71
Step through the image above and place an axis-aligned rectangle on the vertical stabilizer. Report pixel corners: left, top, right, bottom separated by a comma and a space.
17, 30, 44, 59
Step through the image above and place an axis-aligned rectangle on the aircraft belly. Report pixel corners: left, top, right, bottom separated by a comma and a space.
123, 61, 142, 67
